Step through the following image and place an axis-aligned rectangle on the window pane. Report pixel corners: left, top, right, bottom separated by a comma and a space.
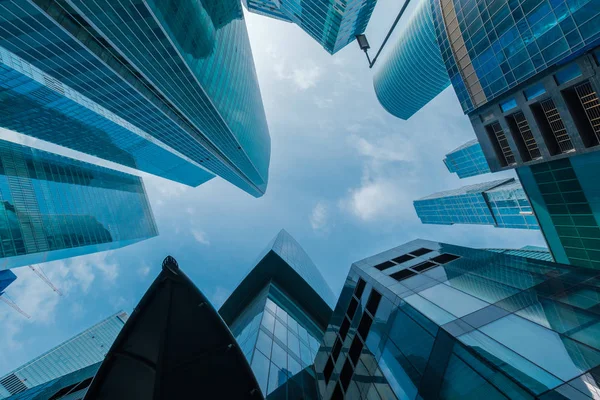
262, 310, 276, 333
276, 306, 288, 324
300, 342, 312, 366
271, 341, 287, 369
480, 314, 600, 381
274, 320, 287, 345
404, 294, 456, 325
266, 298, 277, 313
287, 317, 299, 334
268, 362, 282, 395
256, 330, 273, 358
419, 284, 488, 317
288, 331, 300, 357
251, 350, 270, 395
440, 354, 507, 399
288, 354, 301, 375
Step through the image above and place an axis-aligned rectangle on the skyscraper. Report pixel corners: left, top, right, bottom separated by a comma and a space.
314, 239, 600, 399
486, 245, 554, 261
428, 0, 600, 172
219, 229, 336, 398
373, 0, 450, 119
0, 139, 158, 270
518, 152, 600, 269
414, 178, 539, 229
0, 312, 127, 398
443, 139, 491, 178
0, 270, 16, 294
242, 0, 378, 54
0, 0, 271, 197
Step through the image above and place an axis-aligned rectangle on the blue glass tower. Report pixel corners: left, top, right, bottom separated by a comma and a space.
0, 0, 270, 197
518, 151, 600, 269
0, 139, 157, 271
0, 312, 127, 399
242, 0, 378, 54
414, 178, 539, 229
0, 270, 16, 294
315, 239, 600, 399
219, 229, 335, 398
373, 0, 450, 119
443, 139, 492, 178
486, 245, 554, 261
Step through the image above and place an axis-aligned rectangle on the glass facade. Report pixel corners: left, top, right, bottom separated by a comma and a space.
221, 230, 335, 398
0, 270, 16, 293
242, 0, 378, 54
315, 239, 600, 399
486, 245, 554, 261
431, 0, 600, 113
414, 178, 539, 229
0, 0, 270, 197
374, 0, 451, 120
518, 152, 600, 269
443, 139, 492, 178
0, 312, 127, 398
0, 140, 158, 271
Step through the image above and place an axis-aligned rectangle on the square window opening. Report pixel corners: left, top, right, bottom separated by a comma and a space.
374, 260, 396, 271
340, 359, 354, 391
389, 269, 417, 281
392, 254, 414, 264
355, 278, 367, 298
366, 290, 382, 316
347, 297, 359, 320
431, 253, 461, 264
339, 317, 351, 341
348, 336, 364, 366
409, 247, 433, 257
357, 313, 374, 340
412, 261, 437, 272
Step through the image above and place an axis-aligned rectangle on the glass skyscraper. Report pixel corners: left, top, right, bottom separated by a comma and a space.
0, 139, 158, 271
414, 178, 539, 229
314, 239, 600, 399
373, 0, 450, 119
518, 151, 600, 269
443, 139, 492, 178
0, 312, 127, 398
219, 229, 336, 398
486, 245, 554, 261
242, 0, 378, 54
0, 270, 16, 294
0, 0, 271, 197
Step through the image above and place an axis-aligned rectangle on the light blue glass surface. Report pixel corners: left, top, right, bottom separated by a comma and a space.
443, 139, 492, 178
0, 140, 157, 270
374, 0, 451, 120
0, 313, 126, 399
414, 178, 539, 229
242, 0, 377, 54
431, 0, 600, 112
0, 0, 270, 196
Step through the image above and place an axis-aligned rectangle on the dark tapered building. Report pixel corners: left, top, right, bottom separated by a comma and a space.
315, 239, 600, 399
0, 0, 270, 196
220, 230, 336, 398
0, 139, 157, 270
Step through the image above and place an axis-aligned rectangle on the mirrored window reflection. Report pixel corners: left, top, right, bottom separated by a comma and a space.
480, 314, 600, 381
404, 294, 456, 325
261, 310, 276, 333
251, 350, 270, 395
440, 354, 507, 399
271, 341, 288, 370
419, 283, 489, 317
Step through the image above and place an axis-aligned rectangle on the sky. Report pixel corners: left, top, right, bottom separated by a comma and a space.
0, 0, 546, 375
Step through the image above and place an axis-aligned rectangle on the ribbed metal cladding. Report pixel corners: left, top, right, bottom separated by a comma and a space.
540, 98, 575, 153
488, 122, 516, 166
575, 81, 600, 143
512, 112, 542, 159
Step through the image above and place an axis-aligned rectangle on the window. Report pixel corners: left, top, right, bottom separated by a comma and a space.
412, 261, 437, 272
554, 64, 582, 85
500, 98, 518, 112
530, 98, 574, 155
486, 121, 516, 166
332, 383, 344, 400
339, 317, 351, 341
346, 297, 358, 320
357, 313, 374, 340
389, 269, 417, 281
348, 336, 364, 365
332, 338, 342, 361
340, 359, 354, 391
324, 357, 335, 384
392, 254, 414, 264
410, 248, 433, 257
506, 111, 542, 161
366, 290, 382, 316
355, 278, 366, 298
430, 253, 461, 264
374, 260, 396, 271
524, 83, 546, 101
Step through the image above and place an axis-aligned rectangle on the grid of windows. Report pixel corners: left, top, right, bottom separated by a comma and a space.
0, 0, 270, 196
0, 139, 157, 270
374, 0, 451, 120
529, 157, 600, 268
232, 288, 322, 398
0, 314, 125, 399
242, 0, 377, 54
317, 240, 600, 399
414, 178, 539, 229
443, 139, 492, 178
487, 245, 554, 261
432, 0, 600, 113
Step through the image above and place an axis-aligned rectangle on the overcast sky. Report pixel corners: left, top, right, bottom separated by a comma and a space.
0, 1, 546, 374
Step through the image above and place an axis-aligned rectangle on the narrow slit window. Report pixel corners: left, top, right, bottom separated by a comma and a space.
392, 254, 414, 264
412, 261, 437, 272
431, 253, 461, 264
389, 269, 417, 281
374, 260, 396, 271
409, 248, 433, 257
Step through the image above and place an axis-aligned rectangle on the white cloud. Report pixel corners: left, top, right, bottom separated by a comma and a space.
211, 286, 230, 309
314, 97, 334, 109
138, 264, 151, 278
274, 60, 322, 90
348, 134, 414, 163
191, 229, 210, 246
310, 202, 329, 233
